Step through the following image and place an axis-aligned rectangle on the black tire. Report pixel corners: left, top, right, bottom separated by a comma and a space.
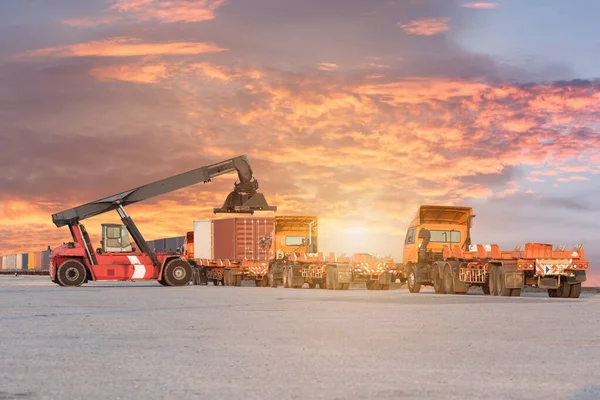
212, 279, 219, 286
548, 289, 558, 298
497, 268, 511, 297
163, 259, 192, 286
569, 283, 582, 298
433, 264, 446, 294
256, 278, 268, 287
283, 267, 290, 288
320, 279, 327, 289
380, 284, 390, 291
308, 282, 317, 289
481, 284, 491, 295
56, 260, 87, 287
443, 264, 455, 294
510, 288, 521, 297
341, 283, 350, 290
488, 265, 498, 296
407, 266, 421, 294
557, 280, 571, 298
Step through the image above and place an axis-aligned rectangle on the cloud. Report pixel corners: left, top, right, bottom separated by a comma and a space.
461, 2, 498, 9
21, 38, 226, 58
318, 63, 338, 71
556, 176, 590, 182
63, 0, 227, 26
398, 17, 451, 36
91, 61, 168, 83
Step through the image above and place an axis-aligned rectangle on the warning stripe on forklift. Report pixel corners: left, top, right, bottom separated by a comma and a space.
127, 256, 147, 279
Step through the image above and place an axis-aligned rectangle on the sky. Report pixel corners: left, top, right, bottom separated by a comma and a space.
0, 0, 599, 284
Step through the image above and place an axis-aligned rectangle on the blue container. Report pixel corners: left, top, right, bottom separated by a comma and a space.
43, 250, 50, 270
22, 253, 28, 270
165, 236, 185, 253
146, 240, 154, 251
154, 239, 166, 253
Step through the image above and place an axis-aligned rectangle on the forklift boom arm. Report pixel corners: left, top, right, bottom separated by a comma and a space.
52, 155, 276, 228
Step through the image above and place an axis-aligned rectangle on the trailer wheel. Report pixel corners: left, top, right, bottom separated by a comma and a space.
223, 270, 231, 286
380, 284, 390, 291
308, 282, 316, 289
432, 263, 446, 294
269, 272, 278, 288
497, 267, 511, 296
488, 265, 498, 296
407, 266, 421, 294
510, 288, 521, 297
341, 283, 350, 290
443, 264, 455, 294
56, 260, 87, 287
163, 259, 192, 286
557, 279, 571, 298
481, 284, 490, 295
569, 283, 582, 298
319, 279, 327, 289
256, 278, 268, 287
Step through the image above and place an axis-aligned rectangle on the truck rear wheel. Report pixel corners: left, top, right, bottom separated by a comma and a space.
488, 265, 498, 296
163, 259, 192, 286
57, 260, 87, 287
497, 268, 511, 297
407, 266, 421, 294
569, 283, 582, 298
433, 264, 445, 294
557, 279, 571, 298
319, 279, 327, 289
443, 264, 455, 294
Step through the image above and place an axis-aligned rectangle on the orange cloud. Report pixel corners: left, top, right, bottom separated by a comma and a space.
63, 0, 226, 26
24, 38, 226, 58
461, 2, 498, 9
91, 62, 168, 83
398, 17, 451, 36
527, 177, 544, 183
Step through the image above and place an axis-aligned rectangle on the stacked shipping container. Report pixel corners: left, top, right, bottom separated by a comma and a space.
0, 250, 51, 273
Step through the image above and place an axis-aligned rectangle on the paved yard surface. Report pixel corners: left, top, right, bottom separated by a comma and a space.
0, 277, 599, 400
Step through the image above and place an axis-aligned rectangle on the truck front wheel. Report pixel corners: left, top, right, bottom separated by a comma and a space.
407, 267, 421, 294
163, 259, 192, 286
57, 260, 87, 287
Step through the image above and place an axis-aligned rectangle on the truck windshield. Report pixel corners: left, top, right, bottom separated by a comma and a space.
285, 236, 305, 246
429, 230, 461, 243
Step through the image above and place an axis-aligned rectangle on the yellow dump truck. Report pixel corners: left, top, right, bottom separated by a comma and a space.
402, 205, 588, 297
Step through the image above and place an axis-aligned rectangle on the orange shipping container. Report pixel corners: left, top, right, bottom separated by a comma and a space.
28, 252, 37, 270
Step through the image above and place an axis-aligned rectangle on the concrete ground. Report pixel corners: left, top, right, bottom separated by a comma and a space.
0, 277, 599, 400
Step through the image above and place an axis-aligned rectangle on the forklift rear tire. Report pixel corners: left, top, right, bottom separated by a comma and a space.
163, 259, 193, 286
56, 260, 87, 287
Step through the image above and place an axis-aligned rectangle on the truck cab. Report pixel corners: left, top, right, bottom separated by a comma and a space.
403, 205, 473, 265
269, 216, 318, 258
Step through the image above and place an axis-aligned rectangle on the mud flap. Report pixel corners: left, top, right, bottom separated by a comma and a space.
336, 265, 352, 284
504, 271, 524, 289
567, 271, 586, 284
538, 276, 560, 289
378, 272, 392, 285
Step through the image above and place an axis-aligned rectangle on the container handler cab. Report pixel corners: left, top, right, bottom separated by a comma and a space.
403, 205, 588, 298
49, 155, 276, 287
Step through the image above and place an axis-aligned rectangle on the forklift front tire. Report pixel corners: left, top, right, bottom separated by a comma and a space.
163, 259, 193, 287
56, 260, 87, 287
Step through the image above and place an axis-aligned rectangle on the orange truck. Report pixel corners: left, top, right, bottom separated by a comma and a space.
402, 205, 588, 298
267, 216, 394, 290
183, 215, 395, 290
